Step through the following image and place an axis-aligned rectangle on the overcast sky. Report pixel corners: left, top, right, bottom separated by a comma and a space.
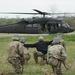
0, 0, 75, 18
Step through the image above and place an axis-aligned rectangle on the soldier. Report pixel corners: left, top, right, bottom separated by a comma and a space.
20, 37, 31, 64
56, 33, 66, 50
6, 35, 27, 74
55, 33, 68, 70
47, 37, 67, 75
24, 36, 53, 64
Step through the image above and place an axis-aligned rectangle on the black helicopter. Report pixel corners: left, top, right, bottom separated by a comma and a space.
0, 9, 74, 34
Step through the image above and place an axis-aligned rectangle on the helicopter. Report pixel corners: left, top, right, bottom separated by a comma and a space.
0, 9, 74, 34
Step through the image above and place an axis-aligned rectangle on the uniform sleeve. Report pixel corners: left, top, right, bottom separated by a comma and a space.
18, 43, 25, 56
46, 40, 53, 45
24, 43, 36, 48
61, 39, 66, 47
61, 46, 67, 58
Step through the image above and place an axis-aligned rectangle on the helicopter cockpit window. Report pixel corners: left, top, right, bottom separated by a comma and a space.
62, 22, 70, 28
62, 22, 68, 28
27, 24, 32, 27
65, 23, 70, 27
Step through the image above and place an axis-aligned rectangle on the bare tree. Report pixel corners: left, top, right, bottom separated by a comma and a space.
49, 5, 58, 17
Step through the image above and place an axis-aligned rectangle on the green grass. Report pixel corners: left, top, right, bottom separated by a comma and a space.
0, 34, 75, 75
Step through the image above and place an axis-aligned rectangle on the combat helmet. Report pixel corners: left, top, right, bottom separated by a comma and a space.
52, 37, 60, 44
12, 34, 20, 41
20, 37, 25, 43
56, 33, 62, 38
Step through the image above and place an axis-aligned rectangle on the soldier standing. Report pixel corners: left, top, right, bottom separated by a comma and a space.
47, 37, 67, 75
6, 35, 27, 74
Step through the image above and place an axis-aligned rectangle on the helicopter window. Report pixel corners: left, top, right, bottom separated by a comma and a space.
51, 25, 54, 30
47, 23, 61, 32
65, 23, 70, 27
33, 24, 38, 27
62, 23, 69, 28
62, 21, 71, 28
58, 23, 61, 27
51, 23, 59, 29
27, 24, 32, 27
55, 24, 58, 29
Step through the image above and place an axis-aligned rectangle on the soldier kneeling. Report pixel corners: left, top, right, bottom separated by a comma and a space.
34, 50, 47, 65
7, 35, 25, 74
20, 37, 31, 64
47, 37, 67, 75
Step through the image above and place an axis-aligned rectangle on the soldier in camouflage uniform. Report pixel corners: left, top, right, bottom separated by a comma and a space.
47, 37, 67, 75
20, 37, 31, 64
6, 35, 27, 74
55, 33, 68, 70
56, 33, 66, 50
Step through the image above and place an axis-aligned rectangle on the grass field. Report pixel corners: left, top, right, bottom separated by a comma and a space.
0, 33, 75, 75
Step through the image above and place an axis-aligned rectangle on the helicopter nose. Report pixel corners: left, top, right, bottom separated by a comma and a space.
70, 28, 75, 32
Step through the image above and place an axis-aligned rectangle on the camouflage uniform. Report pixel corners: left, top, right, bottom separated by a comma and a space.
20, 37, 31, 64
59, 38, 66, 50
6, 35, 28, 74
56, 33, 66, 50
47, 37, 67, 75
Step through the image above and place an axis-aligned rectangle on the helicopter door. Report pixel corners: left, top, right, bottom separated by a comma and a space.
47, 23, 61, 33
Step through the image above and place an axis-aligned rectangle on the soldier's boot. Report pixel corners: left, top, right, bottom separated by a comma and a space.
14, 65, 23, 74
34, 52, 38, 63
57, 71, 62, 75
51, 67, 57, 75
56, 69, 62, 75
56, 62, 62, 75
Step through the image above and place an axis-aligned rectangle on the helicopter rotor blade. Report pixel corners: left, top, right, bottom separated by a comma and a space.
33, 9, 75, 15
33, 9, 49, 15
0, 12, 39, 15
0, 9, 75, 16
0, 12, 75, 15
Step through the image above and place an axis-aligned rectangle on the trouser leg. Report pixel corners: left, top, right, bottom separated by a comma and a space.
56, 62, 62, 75
7, 57, 23, 74
39, 54, 47, 65
34, 51, 46, 64
34, 51, 38, 63
51, 66, 57, 75
24, 54, 31, 64
42, 54, 47, 63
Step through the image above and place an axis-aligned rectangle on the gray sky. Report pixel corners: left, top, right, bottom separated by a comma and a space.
0, 0, 75, 18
